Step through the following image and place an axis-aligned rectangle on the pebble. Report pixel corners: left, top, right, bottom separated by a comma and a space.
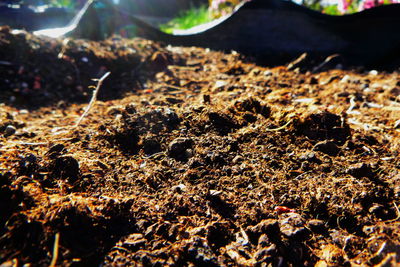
340, 75, 350, 83
281, 227, 310, 241
264, 70, 273, 76
279, 213, 311, 241
307, 219, 327, 234
168, 137, 193, 160
4, 125, 16, 137
394, 120, 400, 129
249, 219, 281, 243
369, 70, 378, 76
214, 80, 228, 89
299, 152, 320, 163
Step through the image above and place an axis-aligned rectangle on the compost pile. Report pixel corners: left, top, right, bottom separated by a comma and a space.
1, 26, 400, 266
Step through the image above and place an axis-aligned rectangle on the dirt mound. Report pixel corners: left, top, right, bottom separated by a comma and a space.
0, 26, 179, 108
0, 29, 400, 266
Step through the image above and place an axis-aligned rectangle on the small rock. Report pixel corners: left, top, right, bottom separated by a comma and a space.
340, 75, 350, 83
369, 70, 378, 76
280, 213, 311, 241
214, 80, 228, 89
248, 219, 281, 243
281, 227, 311, 241
280, 212, 305, 227
347, 163, 374, 178
299, 152, 321, 163
168, 137, 193, 161
4, 125, 16, 137
307, 219, 327, 234
313, 140, 340, 156
394, 120, 400, 129
264, 70, 273, 76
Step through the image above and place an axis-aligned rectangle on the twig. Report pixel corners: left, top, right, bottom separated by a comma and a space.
385, 202, 400, 222
393, 202, 400, 221
50, 233, 60, 267
265, 119, 293, 132
287, 53, 307, 71
75, 72, 111, 127
346, 95, 359, 114
312, 54, 340, 73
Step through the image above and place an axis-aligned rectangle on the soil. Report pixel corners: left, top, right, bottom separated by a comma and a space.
1, 25, 400, 266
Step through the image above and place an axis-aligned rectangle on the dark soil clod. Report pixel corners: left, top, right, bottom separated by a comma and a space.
208, 111, 239, 135
168, 137, 193, 161
347, 163, 374, 179
313, 140, 341, 156
297, 111, 351, 143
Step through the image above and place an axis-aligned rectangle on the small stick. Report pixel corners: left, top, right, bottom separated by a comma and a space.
287, 52, 307, 71
265, 119, 293, 132
50, 233, 60, 267
312, 54, 340, 73
75, 72, 110, 127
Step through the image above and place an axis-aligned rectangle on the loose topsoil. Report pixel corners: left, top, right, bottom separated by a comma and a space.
0, 26, 400, 266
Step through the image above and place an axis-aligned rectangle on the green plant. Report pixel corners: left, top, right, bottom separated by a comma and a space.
159, 5, 212, 34
307, 0, 400, 15
49, 0, 75, 8
23, 0, 75, 8
321, 5, 341, 14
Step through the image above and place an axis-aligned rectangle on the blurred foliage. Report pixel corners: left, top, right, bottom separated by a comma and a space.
13, 0, 84, 8
302, 0, 399, 14
208, 0, 243, 18
159, 5, 211, 33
